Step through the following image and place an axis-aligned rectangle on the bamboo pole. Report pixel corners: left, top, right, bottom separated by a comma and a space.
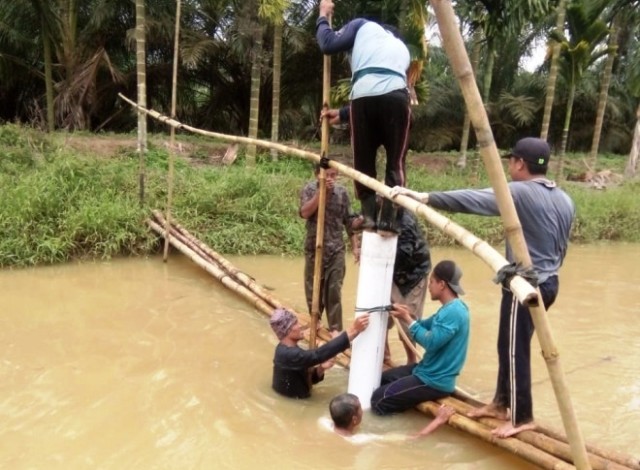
419, 401, 576, 470
153, 210, 278, 309
440, 397, 634, 470
163, 0, 182, 262
429, 1, 590, 468
309, 13, 333, 350
147, 218, 352, 368
152, 215, 358, 365
309, 165, 327, 350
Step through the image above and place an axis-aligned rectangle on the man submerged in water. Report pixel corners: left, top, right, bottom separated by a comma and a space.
322, 392, 455, 443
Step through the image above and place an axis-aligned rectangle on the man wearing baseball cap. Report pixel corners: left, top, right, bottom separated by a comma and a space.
370, 260, 470, 416
391, 137, 575, 438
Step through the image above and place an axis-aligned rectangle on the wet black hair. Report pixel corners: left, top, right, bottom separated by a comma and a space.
329, 393, 361, 429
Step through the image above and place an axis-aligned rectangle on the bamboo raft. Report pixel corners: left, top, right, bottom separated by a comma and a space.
148, 211, 639, 470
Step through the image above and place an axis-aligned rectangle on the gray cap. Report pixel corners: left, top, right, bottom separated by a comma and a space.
433, 260, 465, 296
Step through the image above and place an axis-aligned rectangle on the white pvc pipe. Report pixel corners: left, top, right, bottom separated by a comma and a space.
348, 231, 398, 409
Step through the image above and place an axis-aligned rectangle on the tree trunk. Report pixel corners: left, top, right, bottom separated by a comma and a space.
270, 21, 283, 161
540, 0, 567, 141
481, 45, 495, 105
246, 16, 263, 166
556, 83, 575, 181
164, 0, 181, 262
135, 0, 147, 205
625, 103, 640, 177
457, 33, 481, 169
42, 28, 55, 132
588, 20, 619, 168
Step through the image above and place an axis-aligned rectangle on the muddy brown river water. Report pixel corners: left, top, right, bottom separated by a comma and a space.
1, 244, 638, 469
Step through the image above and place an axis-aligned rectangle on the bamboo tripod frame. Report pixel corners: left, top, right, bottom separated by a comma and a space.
121, 90, 588, 463
147, 212, 639, 470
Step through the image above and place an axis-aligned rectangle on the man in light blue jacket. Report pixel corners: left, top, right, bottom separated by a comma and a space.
316, 0, 411, 235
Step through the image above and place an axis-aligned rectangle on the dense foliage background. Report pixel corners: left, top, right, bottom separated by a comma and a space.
0, 0, 638, 157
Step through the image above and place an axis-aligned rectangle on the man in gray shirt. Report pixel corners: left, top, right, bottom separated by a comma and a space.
392, 137, 575, 438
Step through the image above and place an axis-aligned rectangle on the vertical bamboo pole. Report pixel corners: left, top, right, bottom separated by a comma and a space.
163, 0, 182, 262
430, 2, 590, 468
309, 13, 332, 351
135, 0, 147, 206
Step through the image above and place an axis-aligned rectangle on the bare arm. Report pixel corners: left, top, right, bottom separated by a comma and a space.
300, 190, 320, 219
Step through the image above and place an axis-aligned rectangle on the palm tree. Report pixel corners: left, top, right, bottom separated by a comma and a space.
552, 0, 611, 178
0, 0, 59, 131
244, 0, 289, 165
589, 0, 640, 168
624, 28, 640, 177
38, 0, 57, 132
588, 16, 619, 168
540, 0, 568, 141
246, 0, 263, 165
457, 31, 481, 169
164, 0, 182, 261
135, 0, 147, 204
266, 0, 291, 160
455, 0, 551, 169
270, 20, 283, 160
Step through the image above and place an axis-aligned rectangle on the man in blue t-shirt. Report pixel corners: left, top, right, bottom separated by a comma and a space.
371, 260, 470, 415
315, 0, 411, 236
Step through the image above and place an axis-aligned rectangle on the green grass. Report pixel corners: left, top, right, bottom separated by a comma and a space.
1, 124, 638, 267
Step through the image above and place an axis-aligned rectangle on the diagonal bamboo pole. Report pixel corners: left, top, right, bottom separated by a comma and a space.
429, 1, 590, 468
117, 92, 538, 308
147, 218, 352, 368
309, 12, 332, 351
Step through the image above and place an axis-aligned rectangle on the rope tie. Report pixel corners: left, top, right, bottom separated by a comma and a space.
493, 262, 539, 289
354, 304, 393, 313
319, 154, 331, 169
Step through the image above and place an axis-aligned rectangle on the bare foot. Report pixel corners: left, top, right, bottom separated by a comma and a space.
492, 421, 536, 438
467, 403, 509, 420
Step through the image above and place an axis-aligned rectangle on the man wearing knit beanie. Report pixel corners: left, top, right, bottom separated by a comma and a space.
270, 308, 370, 399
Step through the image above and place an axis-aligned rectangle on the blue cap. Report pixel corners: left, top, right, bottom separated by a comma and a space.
504, 137, 550, 166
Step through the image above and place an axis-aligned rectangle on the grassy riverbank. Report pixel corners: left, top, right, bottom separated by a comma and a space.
1, 124, 639, 267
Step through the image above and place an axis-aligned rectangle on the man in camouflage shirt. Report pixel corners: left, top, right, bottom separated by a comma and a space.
300, 165, 360, 332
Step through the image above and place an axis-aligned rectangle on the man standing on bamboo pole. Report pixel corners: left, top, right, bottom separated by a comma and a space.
300, 165, 360, 333
392, 138, 575, 438
316, 0, 411, 236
